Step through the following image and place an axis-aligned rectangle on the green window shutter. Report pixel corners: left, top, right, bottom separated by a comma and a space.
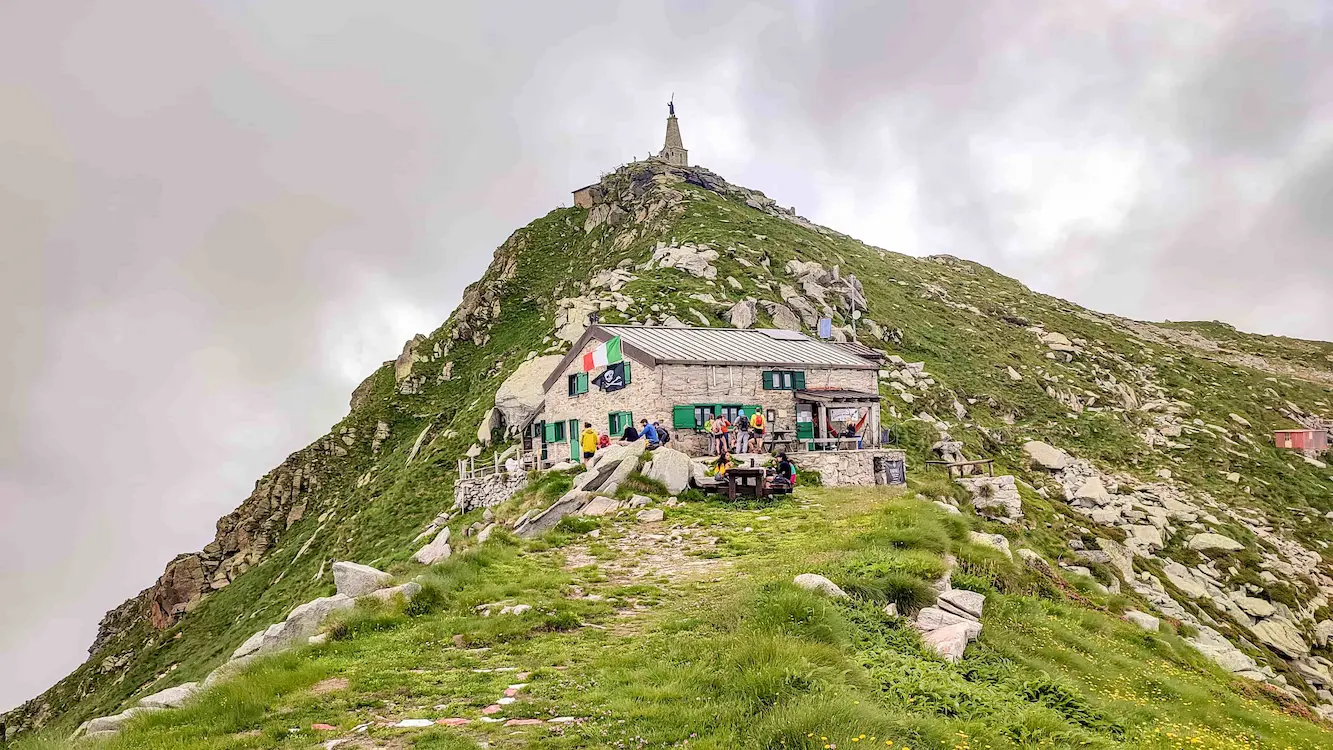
792, 371, 807, 390
541, 421, 554, 442
576, 373, 589, 395
762, 371, 775, 390
673, 405, 696, 429
742, 405, 759, 418
623, 361, 632, 385
608, 412, 617, 434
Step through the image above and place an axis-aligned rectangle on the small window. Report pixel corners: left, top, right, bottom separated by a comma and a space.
567, 372, 589, 397
609, 410, 634, 435
553, 421, 566, 441
762, 370, 804, 390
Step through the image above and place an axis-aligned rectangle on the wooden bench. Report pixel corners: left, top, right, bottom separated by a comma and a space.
925, 458, 996, 478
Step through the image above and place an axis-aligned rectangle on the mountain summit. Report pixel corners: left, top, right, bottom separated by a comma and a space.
7, 128, 1333, 747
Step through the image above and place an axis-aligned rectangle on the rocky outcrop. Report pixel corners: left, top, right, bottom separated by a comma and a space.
494, 355, 564, 431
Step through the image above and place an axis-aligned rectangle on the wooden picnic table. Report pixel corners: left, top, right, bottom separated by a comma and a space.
724, 467, 769, 500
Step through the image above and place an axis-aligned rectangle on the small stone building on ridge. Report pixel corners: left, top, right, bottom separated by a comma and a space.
529, 324, 887, 465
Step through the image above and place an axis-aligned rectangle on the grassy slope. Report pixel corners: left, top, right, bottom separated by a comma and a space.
19, 481, 1331, 749
11, 161, 1333, 744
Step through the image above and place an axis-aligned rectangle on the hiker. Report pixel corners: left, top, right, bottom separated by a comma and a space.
598, 432, 611, 449
774, 450, 796, 487
620, 421, 640, 443
714, 444, 732, 478
709, 413, 728, 455
580, 422, 598, 464
750, 409, 766, 449
735, 412, 752, 453
654, 421, 671, 446
640, 418, 661, 448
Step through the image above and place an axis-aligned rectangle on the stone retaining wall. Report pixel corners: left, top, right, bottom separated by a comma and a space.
453, 471, 528, 513
794, 449, 907, 487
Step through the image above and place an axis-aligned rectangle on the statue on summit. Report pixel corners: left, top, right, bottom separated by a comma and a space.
668, 100, 675, 116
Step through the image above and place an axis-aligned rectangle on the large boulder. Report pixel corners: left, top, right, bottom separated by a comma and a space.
643, 447, 692, 494
1235, 596, 1276, 618
1250, 618, 1310, 658
260, 595, 355, 653
516, 490, 592, 538
86, 706, 164, 735
332, 561, 393, 598
762, 301, 802, 331
494, 355, 564, 429
1186, 533, 1244, 552
725, 299, 757, 329
413, 527, 452, 565
576, 496, 620, 517
793, 573, 848, 599
1022, 441, 1072, 471
1123, 611, 1160, 632
599, 453, 643, 497
231, 629, 267, 660
138, 682, 200, 709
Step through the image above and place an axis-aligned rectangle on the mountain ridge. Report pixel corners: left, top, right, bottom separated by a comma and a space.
7, 157, 1333, 745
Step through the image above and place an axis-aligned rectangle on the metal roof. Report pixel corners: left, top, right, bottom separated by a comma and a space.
541, 324, 878, 392
600, 325, 876, 368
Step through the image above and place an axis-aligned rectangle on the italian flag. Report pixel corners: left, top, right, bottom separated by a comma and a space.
581, 336, 622, 371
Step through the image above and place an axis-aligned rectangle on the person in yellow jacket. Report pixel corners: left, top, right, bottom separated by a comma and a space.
579, 422, 598, 463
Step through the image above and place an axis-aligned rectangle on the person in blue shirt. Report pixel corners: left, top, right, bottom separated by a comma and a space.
639, 418, 660, 448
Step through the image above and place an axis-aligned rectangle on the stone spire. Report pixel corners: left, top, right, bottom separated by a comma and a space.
657, 100, 688, 167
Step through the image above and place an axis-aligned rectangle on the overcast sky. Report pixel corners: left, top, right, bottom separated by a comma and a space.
2, 0, 1330, 712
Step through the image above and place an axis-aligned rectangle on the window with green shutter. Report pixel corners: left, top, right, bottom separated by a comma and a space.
762, 370, 804, 390
609, 411, 633, 435
567, 372, 589, 396
623, 361, 632, 385
672, 405, 697, 429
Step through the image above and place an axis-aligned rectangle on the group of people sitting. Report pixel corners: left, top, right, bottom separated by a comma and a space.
703, 410, 766, 455
578, 418, 672, 463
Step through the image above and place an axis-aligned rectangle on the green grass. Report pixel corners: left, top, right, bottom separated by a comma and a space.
18, 488, 1331, 749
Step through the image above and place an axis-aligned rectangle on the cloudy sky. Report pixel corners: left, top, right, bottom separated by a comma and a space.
2, 0, 1330, 712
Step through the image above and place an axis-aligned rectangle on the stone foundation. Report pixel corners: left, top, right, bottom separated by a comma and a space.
794, 449, 907, 487
453, 471, 528, 514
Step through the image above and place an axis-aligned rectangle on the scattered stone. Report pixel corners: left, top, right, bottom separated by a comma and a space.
1187, 533, 1244, 552
968, 531, 1012, 559
395, 718, 435, 728
413, 527, 453, 565
922, 621, 982, 663
312, 723, 338, 731
505, 719, 545, 727
362, 581, 422, 604
793, 573, 848, 598
636, 508, 665, 523
437, 718, 471, 726
938, 589, 985, 620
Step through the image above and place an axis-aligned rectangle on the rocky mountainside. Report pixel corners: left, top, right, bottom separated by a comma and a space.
7, 159, 1333, 745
